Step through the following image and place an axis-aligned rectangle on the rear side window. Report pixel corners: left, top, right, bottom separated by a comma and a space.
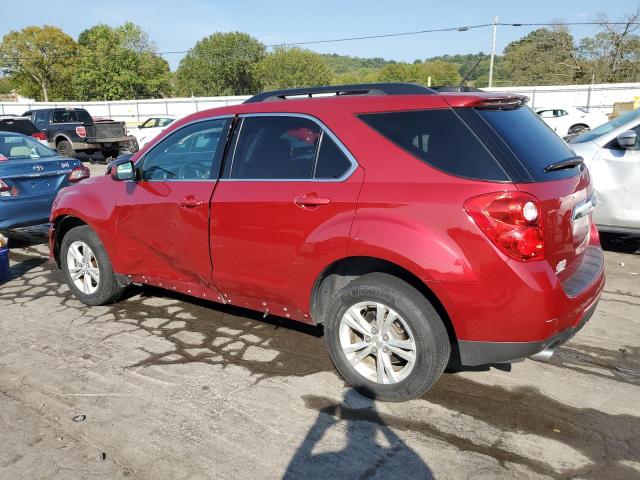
478, 107, 578, 181
75, 110, 93, 124
359, 109, 508, 181
52, 110, 77, 123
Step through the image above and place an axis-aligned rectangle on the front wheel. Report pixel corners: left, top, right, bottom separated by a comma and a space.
324, 273, 450, 402
60, 225, 125, 305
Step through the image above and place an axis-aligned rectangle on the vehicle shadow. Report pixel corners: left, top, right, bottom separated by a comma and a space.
599, 232, 640, 255
283, 389, 434, 480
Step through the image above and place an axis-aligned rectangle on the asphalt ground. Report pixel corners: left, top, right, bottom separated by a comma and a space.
1, 182, 639, 479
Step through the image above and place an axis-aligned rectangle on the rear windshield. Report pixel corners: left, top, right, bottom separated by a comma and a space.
0, 119, 38, 135
477, 107, 578, 181
0, 135, 55, 160
358, 109, 509, 181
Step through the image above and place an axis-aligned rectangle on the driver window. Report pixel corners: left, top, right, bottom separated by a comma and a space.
140, 119, 155, 128
141, 118, 230, 181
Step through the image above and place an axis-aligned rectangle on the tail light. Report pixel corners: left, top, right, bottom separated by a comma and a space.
464, 191, 544, 261
0, 179, 10, 196
31, 132, 47, 141
75, 126, 87, 138
69, 165, 90, 183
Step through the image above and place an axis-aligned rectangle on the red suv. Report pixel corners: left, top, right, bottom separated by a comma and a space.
50, 83, 605, 401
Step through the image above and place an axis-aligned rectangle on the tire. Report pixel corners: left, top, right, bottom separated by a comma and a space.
57, 140, 76, 158
324, 273, 450, 402
60, 225, 125, 306
568, 124, 589, 136
101, 149, 120, 160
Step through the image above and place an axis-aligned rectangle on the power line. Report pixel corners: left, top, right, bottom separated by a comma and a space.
2, 20, 640, 62
158, 20, 640, 52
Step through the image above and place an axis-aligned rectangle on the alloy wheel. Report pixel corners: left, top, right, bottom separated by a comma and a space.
339, 301, 417, 384
66, 240, 99, 294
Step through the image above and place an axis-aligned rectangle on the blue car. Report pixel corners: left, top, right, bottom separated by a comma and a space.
0, 132, 89, 230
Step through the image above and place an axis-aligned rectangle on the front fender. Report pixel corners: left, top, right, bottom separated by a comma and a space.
51, 176, 121, 269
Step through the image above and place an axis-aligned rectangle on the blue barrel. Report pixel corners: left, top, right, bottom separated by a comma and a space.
0, 247, 9, 283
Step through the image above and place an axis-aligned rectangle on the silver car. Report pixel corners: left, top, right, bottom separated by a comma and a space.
570, 109, 640, 234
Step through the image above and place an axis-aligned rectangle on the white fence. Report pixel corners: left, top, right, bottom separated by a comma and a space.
486, 82, 640, 115
1, 82, 639, 124
0, 96, 249, 125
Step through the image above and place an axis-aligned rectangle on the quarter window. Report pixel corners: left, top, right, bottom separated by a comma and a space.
141, 119, 230, 181
314, 134, 352, 179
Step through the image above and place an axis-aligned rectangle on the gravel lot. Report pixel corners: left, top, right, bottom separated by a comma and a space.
1, 167, 639, 479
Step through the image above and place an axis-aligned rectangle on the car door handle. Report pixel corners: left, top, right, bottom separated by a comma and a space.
178, 197, 204, 208
294, 194, 331, 208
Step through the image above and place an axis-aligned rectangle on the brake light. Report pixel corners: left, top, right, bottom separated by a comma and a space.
31, 132, 47, 141
0, 179, 17, 197
75, 126, 87, 138
464, 191, 544, 261
69, 165, 90, 183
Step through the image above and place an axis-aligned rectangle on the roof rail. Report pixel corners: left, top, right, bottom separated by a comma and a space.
244, 82, 436, 103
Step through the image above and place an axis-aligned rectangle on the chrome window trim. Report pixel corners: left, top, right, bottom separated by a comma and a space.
138, 115, 234, 183
220, 112, 359, 183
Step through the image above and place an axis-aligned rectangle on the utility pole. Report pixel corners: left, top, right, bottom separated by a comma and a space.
488, 16, 498, 88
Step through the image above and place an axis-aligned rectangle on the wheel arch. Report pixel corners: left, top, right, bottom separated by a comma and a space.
310, 256, 458, 348
54, 133, 73, 145
51, 215, 88, 266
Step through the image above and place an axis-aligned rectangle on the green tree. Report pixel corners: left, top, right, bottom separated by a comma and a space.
579, 9, 640, 83
175, 32, 265, 96
0, 25, 77, 101
376, 60, 461, 86
253, 47, 333, 90
503, 27, 585, 85
73, 23, 172, 100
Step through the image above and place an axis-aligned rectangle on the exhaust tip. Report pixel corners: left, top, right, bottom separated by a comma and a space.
530, 348, 554, 363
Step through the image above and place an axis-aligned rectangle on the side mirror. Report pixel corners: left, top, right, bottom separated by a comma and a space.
111, 160, 136, 181
617, 130, 637, 149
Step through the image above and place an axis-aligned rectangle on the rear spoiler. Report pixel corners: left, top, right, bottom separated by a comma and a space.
473, 95, 529, 110
444, 94, 529, 110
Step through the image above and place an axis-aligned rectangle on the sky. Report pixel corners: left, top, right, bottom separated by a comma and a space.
1, 0, 638, 70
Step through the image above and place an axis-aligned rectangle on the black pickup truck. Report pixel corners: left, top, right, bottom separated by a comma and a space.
22, 108, 137, 159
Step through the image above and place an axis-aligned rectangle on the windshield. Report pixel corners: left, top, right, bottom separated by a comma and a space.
0, 135, 56, 161
572, 108, 640, 143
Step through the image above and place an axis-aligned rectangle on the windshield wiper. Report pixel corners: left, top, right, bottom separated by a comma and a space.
543, 156, 583, 173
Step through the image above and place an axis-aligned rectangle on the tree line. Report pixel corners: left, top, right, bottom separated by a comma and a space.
1, 9, 639, 102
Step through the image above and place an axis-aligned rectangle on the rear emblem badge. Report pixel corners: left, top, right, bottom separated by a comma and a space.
33, 165, 44, 172
555, 259, 567, 274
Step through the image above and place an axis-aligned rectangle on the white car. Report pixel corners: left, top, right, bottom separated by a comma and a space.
536, 107, 609, 138
129, 116, 177, 148
570, 109, 640, 234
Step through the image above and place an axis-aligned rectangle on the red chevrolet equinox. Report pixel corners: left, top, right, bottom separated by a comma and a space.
50, 83, 605, 401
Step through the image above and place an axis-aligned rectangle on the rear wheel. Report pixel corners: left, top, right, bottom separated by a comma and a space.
57, 140, 76, 158
324, 273, 450, 402
60, 226, 125, 305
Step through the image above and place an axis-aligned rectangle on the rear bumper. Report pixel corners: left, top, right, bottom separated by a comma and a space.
429, 226, 606, 366
73, 135, 135, 150
457, 300, 598, 365
0, 195, 56, 229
